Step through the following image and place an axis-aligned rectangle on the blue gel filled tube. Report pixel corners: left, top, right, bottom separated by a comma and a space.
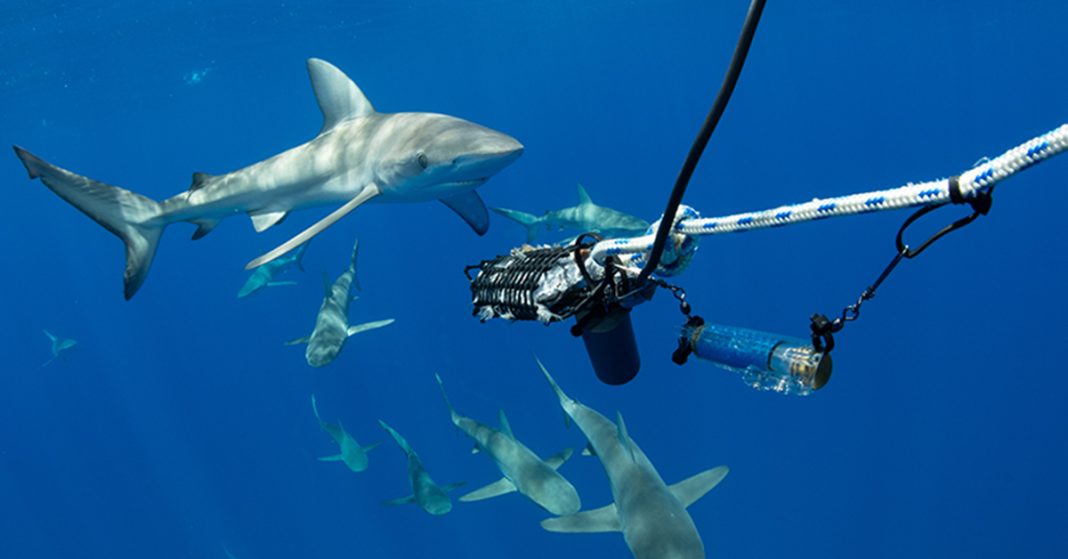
684, 323, 831, 395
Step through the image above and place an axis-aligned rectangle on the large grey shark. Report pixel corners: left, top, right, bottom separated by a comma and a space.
378, 419, 464, 516
491, 184, 648, 243
434, 373, 581, 516
13, 58, 523, 299
285, 239, 393, 367
536, 358, 729, 559
311, 394, 378, 472
237, 242, 309, 298
41, 329, 77, 367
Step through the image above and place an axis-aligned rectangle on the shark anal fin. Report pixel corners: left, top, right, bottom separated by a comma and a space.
460, 477, 517, 502
541, 503, 621, 533
545, 448, 574, 470
317, 454, 343, 462
347, 319, 395, 337
307, 58, 375, 133
246, 184, 381, 269
190, 218, 220, 240
383, 495, 416, 507
249, 210, 288, 233
669, 465, 730, 508
440, 191, 489, 236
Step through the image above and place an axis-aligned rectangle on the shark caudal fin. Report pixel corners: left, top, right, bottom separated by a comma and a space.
490, 207, 541, 243
14, 146, 166, 300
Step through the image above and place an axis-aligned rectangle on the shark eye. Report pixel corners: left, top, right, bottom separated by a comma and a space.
416, 153, 429, 170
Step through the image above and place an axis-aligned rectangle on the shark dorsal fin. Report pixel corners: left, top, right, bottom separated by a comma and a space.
307, 58, 374, 133
497, 409, 514, 438
576, 183, 593, 205
616, 411, 636, 462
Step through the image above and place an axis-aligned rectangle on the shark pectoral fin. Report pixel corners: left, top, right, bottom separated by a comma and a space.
383, 495, 416, 507
544, 448, 574, 470
540, 504, 621, 533
266, 281, 298, 288
442, 481, 466, 493
245, 184, 381, 269
497, 409, 514, 438
362, 441, 381, 453
284, 336, 310, 346
317, 454, 344, 462
307, 58, 375, 133
347, 319, 395, 337
249, 210, 288, 233
43, 329, 57, 343
440, 191, 490, 236
459, 477, 517, 502
669, 465, 730, 508
190, 218, 220, 240
576, 183, 593, 205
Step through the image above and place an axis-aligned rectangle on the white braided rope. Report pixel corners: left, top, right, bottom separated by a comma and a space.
589, 124, 1068, 271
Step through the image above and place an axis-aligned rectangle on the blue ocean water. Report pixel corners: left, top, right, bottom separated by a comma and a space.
1, 1, 1065, 557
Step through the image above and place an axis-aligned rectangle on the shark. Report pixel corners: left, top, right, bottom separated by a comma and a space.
491, 184, 649, 243
285, 239, 393, 367
237, 242, 309, 298
311, 394, 378, 473
434, 373, 581, 516
41, 329, 77, 367
378, 419, 464, 516
13, 57, 523, 300
536, 357, 729, 559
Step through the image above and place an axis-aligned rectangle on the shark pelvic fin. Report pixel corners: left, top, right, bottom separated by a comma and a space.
669, 465, 730, 508
460, 477, 517, 502
544, 448, 574, 470
307, 58, 375, 133
246, 184, 381, 269
581, 443, 596, 457
14, 146, 166, 300
249, 210, 288, 233
540, 503, 621, 533
576, 183, 593, 205
440, 190, 489, 236
347, 319, 395, 337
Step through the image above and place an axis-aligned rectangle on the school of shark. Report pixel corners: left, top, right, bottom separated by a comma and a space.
16, 57, 710, 558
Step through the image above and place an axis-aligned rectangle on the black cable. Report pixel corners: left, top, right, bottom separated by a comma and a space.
639, 0, 767, 281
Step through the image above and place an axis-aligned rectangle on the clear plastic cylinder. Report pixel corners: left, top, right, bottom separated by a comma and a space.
685, 323, 831, 395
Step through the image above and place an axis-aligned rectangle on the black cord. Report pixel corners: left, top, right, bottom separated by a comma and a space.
639, 0, 767, 281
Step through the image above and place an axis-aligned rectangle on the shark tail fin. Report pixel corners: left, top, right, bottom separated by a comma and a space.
434, 373, 461, 425
15, 146, 167, 300
490, 207, 541, 243
378, 419, 414, 456
349, 238, 361, 291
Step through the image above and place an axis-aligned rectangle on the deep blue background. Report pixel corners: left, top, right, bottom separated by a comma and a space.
1, 1, 1065, 558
